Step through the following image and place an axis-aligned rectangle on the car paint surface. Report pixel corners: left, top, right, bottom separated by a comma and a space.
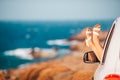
94, 17, 120, 80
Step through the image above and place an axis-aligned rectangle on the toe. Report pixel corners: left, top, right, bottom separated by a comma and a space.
86, 27, 92, 38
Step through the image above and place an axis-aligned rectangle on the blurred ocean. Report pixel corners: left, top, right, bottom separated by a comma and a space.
0, 20, 113, 69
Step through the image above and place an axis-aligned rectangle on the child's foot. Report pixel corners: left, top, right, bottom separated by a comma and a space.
93, 24, 101, 45
85, 28, 93, 47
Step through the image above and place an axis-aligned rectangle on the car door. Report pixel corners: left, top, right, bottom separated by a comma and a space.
94, 17, 120, 80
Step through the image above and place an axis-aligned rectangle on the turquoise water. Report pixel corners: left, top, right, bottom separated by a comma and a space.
0, 20, 113, 69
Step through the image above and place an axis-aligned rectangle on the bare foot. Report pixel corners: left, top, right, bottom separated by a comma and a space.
93, 24, 101, 45
85, 27, 93, 48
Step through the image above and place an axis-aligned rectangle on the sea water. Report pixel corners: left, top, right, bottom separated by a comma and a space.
0, 20, 113, 69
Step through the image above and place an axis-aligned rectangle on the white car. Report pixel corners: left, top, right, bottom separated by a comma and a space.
83, 17, 120, 80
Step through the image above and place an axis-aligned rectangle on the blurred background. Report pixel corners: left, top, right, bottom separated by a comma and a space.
0, 0, 120, 69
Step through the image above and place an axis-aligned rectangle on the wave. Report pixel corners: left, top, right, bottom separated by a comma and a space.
4, 48, 34, 60
3, 46, 71, 60
47, 39, 78, 46
3, 48, 65, 60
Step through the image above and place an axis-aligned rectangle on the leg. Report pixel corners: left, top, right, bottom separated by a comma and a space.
92, 24, 103, 61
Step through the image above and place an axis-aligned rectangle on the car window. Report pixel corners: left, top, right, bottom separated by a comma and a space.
102, 24, 115, 64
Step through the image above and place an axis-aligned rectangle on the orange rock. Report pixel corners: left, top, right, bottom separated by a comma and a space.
20, 67, 37, 80
0, 71, 6, 80
3, 41, 99, 80
37, 64, 70, 80
72, 70, 94, 80
20, 63, 49, 80
54, 71, 73, 80
5, 68, 25, 80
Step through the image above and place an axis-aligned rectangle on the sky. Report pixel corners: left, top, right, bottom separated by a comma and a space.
0, 0, 120, 21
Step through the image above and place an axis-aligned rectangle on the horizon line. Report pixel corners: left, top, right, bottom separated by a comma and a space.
0, 18, 115, 22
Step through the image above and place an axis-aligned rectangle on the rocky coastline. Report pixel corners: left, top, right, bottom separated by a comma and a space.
0, 28, 108, 80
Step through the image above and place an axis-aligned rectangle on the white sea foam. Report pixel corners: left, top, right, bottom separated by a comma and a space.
3, 46, 71, 60
4, 48, 34, 60
3, 48, 58, 59
47, 39, 78, 46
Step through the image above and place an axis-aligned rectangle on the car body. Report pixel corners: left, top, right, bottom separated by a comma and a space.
83, 17, 120, 80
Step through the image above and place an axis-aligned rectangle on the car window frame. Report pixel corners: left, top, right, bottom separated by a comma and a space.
102, 24, 115, 64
